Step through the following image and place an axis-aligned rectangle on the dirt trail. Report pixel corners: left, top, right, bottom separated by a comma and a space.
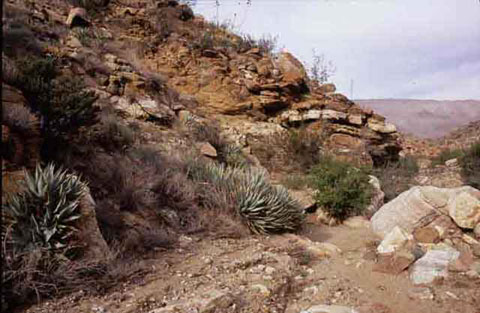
23, 221, 480, 313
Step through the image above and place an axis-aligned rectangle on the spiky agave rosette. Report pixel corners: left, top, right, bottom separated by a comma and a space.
188, 161, 304, 234
3, 163, 88, 252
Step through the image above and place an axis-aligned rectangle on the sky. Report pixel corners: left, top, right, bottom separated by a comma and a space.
191, 0, 480, 100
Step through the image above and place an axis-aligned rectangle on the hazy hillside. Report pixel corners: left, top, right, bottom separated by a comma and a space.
355, 99, 480, 138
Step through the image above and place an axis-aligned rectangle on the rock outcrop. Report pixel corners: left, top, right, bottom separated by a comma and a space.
371, 186, 480, 238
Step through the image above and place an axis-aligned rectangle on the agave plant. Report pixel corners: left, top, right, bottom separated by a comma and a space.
236, 168, 304, 234
3, 163, 87, 251
188, 160, 304, 234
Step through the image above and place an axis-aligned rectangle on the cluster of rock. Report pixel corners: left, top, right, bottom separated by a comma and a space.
371, 186, 480, 284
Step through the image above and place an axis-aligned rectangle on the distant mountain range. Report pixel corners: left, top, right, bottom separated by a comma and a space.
355, 99, 480, 138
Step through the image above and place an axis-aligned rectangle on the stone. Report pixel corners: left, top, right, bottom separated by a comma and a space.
367, 119, 397, 134
66, 8, 90, 28
413, 226, 441, 244
306, 242, 342, 258
347, 114, 364, 125
377, 226, 413, 254
408, 287, 434, 300
371, 186, 479, 238
373, 248, 416, 275
409, 248, 460, 285
289, 188, 317, 212
366, 175, 384, 216
199, 142, 218, 158
448, 190, 480, 229
301, 305, 358, 313
322, 109, 347, 121
445, 158, 458, 167
274, 52, 307, 85
66, 36, 82, 48
316, 83, 336, 94
77, 189, 110, 260
303, 109, 322, 121
475, 223, 480, 239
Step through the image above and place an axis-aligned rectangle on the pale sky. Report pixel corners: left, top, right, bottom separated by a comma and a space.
192, 0, 480, 100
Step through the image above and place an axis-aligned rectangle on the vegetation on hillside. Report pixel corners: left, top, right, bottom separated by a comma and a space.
310, 156, 373, 221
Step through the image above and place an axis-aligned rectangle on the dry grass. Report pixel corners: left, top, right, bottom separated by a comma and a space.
251, 127, 327, 174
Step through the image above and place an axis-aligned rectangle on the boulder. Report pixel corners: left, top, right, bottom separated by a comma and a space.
409, 247, 460, 285
274, 52, 307, 85
322, 109, 347, 121
448, 190, 480, 229
377, 226, 413, 254
367, 119, 397, 134
366, 175, 384, 216
199, 142, 218, 158
66, 8, 90, 28
316, 83, 336, 94
374, 248, 417, 275
77, 190, 110, 260
371, 186, 480, 238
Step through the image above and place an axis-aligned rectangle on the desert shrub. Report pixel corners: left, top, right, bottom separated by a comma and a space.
2, 8, 42, 58
309, 49, 336, 84
3, 163, 87, 252
10, 55, 98, 138
2, 102, 36, 133
280, 174, 310, 190
460, 141, 480, 188
310, 156, 372, 221
97, 112, 137, 150
251, 127, 326, 173
257, 34, 278, 54
188, 160, 304, 234
431, 148, 465, 167
372, 156, 419, 202
190, 122, 247, 167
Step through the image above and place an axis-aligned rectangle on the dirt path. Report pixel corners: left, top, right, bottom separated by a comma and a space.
22, 220, 480, 313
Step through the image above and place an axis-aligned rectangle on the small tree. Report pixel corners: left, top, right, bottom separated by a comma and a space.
310, 49, 336, 84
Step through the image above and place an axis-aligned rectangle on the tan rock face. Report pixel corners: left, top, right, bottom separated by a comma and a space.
77, 191, 110, 260
371, 186, 480, 239
367, 119, 397, 134
199, 142, 218, 158
274, 52, 307, 85
448, 191, 480, 229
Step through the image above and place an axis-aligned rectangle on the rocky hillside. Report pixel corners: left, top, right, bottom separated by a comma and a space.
2, 1, 479, 313
356, 99, 480, 139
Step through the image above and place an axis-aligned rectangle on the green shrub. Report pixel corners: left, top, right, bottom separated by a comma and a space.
431, 148, 464, 167
460, 141, 480, 188
188, 161, 304, 234
310, 156, 372, 221
372, 156, 419, 202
